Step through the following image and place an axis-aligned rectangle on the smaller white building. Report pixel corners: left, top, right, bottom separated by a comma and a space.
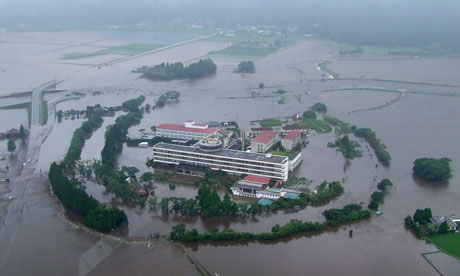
281, 131, 302, 151
251, 131, 280, 153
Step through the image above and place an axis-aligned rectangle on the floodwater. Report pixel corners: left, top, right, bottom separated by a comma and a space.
1, 30, 460, 275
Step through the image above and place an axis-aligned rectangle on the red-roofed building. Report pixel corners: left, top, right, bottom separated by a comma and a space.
156, 121, 219, 140
250, 127, 273, 135
251, 131, 280, 153
282, 131, 302, 151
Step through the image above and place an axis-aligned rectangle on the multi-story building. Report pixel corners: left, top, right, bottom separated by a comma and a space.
281, 131, 302, 151
250, 131, 280, 153
152, 142, 289, 181
156, 120, 219, 140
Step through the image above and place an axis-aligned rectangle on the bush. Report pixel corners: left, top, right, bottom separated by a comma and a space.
303, 110, 317, 119
311, 102, 327, 113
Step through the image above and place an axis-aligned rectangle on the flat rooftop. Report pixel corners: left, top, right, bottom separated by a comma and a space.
153, 142, 287, 164
157, 123, 219, 134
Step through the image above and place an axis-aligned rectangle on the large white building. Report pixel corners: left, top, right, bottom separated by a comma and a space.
152, 142, 289, 181
281, 131, 302, 151
156, 120, 219, 140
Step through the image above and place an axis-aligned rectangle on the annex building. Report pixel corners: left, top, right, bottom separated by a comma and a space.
156, 120, 219, 140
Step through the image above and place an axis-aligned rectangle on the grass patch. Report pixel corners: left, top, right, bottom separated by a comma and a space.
256, 118, 282, 127
209, 41, 278, 57
294, 119, 332, 133
271, 151, 291, 157
430, 233, 460, 259
61, 44, 162, 60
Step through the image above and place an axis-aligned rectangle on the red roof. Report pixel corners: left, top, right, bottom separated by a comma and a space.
157, 123, 218, 134
251, 131, 279, 144
283, 131, 301, 141
243, 175, 271, 185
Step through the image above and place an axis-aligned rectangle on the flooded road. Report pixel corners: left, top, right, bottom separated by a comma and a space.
1, 30, 460, 275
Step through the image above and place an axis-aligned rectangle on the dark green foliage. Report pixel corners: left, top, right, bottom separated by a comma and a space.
438, 222, 449, 234
371, 191, 385, 202
404, 216, 424, 238
258, 83, 264, 88
412, 158, 452, 181
310, 102, 327, 113
236, 60, 255, 73
413, 208, 432, 225
140, 172, 155, 182
368, 200, 379, 210
49, 163, 127, 232
7, 139, 16, 155
121, 95, 145, 112
351, 126, 391, 166
64, 115, 103, 169
303, 109, 317, 119
377, 179, 393, 191
134, 58, 217, 80
323, 204, 372, 227
332, 135, 362, 159
19, 124, 27, 140
154, 91, 181, 108
198, 186, 223, 217
84, 204, 128, 232
170, 219, 325, 242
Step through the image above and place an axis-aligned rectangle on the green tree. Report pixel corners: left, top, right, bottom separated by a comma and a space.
438, 221, 449, 234
140, 172, 155, 183
368, 200, 379, 209
303, 110, 317, 119
7, 140, 16, 155
148, 197, 158, 210
377, 179, 393, 191
19, 124, 27, 140
311, 102, 327, 113
413, 208, 432, 224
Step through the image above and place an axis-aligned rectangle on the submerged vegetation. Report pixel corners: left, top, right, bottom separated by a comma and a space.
235, 60, 255, 73
133, 58, 217, 80
328, 135, 362, 160
351, 126, 391, 166
170, 204, 370, 242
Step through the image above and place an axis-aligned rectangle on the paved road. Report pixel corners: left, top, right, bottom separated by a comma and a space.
30, 80, 62, 126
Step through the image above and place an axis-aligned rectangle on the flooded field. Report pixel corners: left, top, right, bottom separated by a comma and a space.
1, 30, 460, 275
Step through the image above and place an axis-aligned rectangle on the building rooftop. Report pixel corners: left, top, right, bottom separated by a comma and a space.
258, 198, 274, 206
153, 142, 287, 164
251, 131, 279, 144
243, 175, 271, 185
283, 131, 301, 141
157, 123, 219, 134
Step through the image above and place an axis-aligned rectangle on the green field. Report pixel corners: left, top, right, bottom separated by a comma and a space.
62, 44, 163, 60
430, 233, 460, 259
294, 119, 332, 133
258, 118, 282, 127
209, 41, 278, 58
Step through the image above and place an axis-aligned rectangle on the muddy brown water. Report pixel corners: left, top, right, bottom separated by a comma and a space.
1, 31, 460, 275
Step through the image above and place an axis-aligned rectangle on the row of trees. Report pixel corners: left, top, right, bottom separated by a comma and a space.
63, 114, 103, 171
368, 179, 393, 210
49, 162, 127, 232
133, 58, 217, 80
170, 203, 372, 242
351, 126, 391, 166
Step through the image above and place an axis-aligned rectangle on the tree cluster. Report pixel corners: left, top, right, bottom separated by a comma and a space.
412, 158, 452, 181
303, 110, 317, 119
310, 102, 327, 113
133, 58, 217, 80
235, 61, 255, 73
322, 204, 371, 227
122, 95, 145, 112
368, 179, 393, 210
329, 135, 362, 160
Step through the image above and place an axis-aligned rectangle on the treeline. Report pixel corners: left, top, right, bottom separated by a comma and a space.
49, 163, 127, 232
63, 114, 103, 170
170, 204, 371, 242
351, 126, 391, 166
133, 58, 217, 80
412, 157, 452, 181
310, 181, 344, 206
404, 208, 440, 238
122, 95, 145, 112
